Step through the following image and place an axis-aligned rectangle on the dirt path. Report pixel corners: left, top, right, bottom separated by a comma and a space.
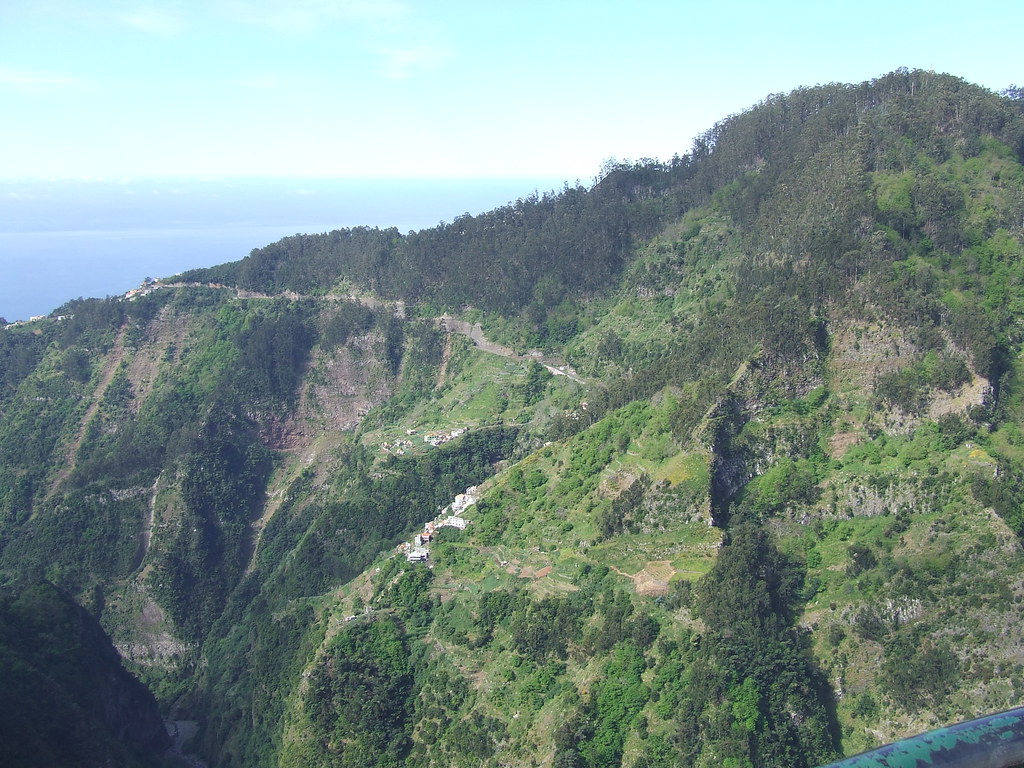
437, 315, 519, 357
155, 282, 586, 382
435, 314, 587, 384
158, 282, 406, 317
44, 323, 129, 502
606, 562, 640, 579
540, 361, 587, 385
606, 560, 687, 597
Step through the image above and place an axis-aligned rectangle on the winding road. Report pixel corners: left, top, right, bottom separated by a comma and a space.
434, 314, 587, 384
153, 281, 587, 384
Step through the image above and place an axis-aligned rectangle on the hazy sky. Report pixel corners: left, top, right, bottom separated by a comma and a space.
2, 0, 1021, 181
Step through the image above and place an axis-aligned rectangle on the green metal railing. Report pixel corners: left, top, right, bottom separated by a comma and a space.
818, 707, 1024, 768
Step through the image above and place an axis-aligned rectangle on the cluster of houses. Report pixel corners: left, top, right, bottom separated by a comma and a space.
400, 486, 478, 562
4, 313, 71, 330
424, 427, 467, 447
122, 277, 160, 302
377, 427, 469, 455
380, 438, 414, 455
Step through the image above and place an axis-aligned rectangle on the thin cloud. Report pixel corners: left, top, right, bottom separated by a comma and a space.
0, 67, 79, 87
218, 0, 409, 33
229, 74, 285, 89
118, 6, 186, 36
379, 44, 449, 80
214, 0, 448, 80
31, 2, 189, 37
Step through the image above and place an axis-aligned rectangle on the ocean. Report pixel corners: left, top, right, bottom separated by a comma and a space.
0, 177, 566, 321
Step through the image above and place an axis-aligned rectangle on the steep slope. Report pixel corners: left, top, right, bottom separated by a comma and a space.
0, 581, 169, 767
0, 69, 1023, 768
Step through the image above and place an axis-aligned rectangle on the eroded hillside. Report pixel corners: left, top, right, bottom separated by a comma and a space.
2, 69, 1024, 768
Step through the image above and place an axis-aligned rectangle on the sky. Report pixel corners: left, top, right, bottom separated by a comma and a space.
0, 0, 1022, 182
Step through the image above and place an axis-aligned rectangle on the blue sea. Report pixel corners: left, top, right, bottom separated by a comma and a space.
0, 177, 565, 321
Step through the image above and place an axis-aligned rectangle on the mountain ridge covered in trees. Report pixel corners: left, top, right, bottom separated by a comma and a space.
181, 70, 1023, 314
1, 69, 1024, 768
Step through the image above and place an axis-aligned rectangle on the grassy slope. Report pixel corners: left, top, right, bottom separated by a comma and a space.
271, 137, 1024, 763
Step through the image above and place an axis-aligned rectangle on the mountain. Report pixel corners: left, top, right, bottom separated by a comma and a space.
0, 581, 169, 767
1, 69, 1023, 768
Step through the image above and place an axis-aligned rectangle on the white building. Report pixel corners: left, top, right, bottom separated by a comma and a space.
407, 547, 429, 562
451, 492, 477, 515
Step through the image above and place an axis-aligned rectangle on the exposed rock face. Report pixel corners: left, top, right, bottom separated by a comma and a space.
114, 589, 194, 669
829, 318, 920, 393
298, 329, 394, 434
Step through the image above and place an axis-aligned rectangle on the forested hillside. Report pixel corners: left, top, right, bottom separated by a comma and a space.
2, 69, 1024, 768
0, 581, 168, 767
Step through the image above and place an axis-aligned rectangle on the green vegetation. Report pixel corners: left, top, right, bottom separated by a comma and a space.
0, 581, 167, 767
307, 617, 416, 767
683, 524, 838, 767
874, 352, 971, 412
2, 69, 1024, 768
